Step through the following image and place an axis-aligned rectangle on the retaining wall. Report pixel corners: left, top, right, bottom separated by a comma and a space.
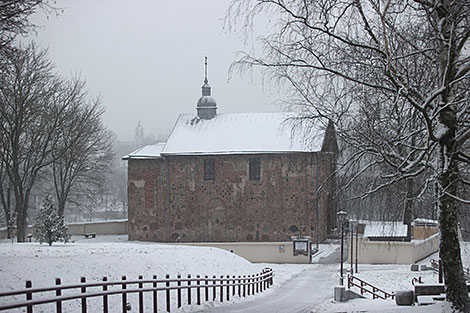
174, 241, 311, 264
0, 220, 128, 239
348, 233, 439, 264
66, 220, 128, 235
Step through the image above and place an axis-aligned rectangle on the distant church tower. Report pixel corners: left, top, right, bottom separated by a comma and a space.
135, 121, 144, 147
196, 57, 217, 120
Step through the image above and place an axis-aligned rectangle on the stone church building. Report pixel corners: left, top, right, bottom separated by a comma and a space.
125, 72, 339, 243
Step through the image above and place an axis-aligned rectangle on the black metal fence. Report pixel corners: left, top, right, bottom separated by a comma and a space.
0, 268, 274, 313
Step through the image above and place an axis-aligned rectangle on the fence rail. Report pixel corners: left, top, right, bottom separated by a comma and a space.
347, 275, 395, 300
0, 268, 274, 313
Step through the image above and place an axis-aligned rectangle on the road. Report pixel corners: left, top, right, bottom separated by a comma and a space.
194, 244, 343, 313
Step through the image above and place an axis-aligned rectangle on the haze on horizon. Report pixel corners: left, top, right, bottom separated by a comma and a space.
26, 0, 278, 141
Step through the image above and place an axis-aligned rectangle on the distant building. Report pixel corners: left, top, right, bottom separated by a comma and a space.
135, 121, 144, 148
124, 66, 339, 243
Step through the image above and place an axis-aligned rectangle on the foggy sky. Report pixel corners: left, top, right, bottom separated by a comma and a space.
27, 0, 277, 141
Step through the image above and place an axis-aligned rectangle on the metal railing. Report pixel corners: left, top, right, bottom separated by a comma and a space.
347, 275, 395, 300
0, 268, 274, 313
431, 258, 470, 282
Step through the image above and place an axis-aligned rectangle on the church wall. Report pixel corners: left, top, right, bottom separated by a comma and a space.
127, 158, 168, 241
127, 152, 337, 243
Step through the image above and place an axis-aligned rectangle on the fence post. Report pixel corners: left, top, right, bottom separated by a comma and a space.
188, 274, 192, 305
248, 275, 251, 296
166, 274, 170, 313
103, 277, 108, 313
232, 275, 236, 297
212, 275, 217, 301
226, 274, 230, 301
255, 274, 259, 294
238, 275, 241, 297
26, 280, 33, 313
205, 275, 209, 302
177, 275, 182, 308
197, 275, 201, 305
243, 275, 246, 297
121, 276, 127, 313
152, 275, 158, 313
439, 259, 443, 283
138, 275, 144, 313
260, 270, 264, 292
219, 275, 223, 302
55, 278, 62, 313
81, 277, 87, 313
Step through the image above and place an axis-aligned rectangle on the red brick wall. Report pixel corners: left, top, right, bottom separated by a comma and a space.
127, 159, 168, 241
128, 153, 337, 243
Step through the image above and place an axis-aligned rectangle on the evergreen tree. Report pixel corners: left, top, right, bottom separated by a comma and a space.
34, 194, 70, 246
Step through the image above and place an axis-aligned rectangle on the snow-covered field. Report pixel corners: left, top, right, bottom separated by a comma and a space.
0, 235, 307, 312
0, 235, 464, 312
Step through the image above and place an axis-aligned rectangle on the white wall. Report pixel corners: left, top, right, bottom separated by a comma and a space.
0, 220, 128, 239
66, 220, 128, 235
348, 234, 439, 264
175, 242, 311, 264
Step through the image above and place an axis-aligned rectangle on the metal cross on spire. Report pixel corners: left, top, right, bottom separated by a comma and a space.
204, 56, 208, 84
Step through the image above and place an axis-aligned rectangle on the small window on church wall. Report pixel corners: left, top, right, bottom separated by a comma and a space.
204, 159, 215, 180
249, 157, 261, 180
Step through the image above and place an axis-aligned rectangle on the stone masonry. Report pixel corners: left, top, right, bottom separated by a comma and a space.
128, 151, 337, 243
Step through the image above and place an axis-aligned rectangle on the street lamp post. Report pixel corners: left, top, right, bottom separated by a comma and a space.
355, 224, 359, 273
337, 210, 348, 285
350, 220, 354, 275
349, 219, 358, 275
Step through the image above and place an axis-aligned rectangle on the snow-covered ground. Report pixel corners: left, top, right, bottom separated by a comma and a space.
0, 235, 307, 312
0, 235, 463, 312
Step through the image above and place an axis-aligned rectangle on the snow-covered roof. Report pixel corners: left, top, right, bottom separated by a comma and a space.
123, 142, 166, 160
361, 221, 408, 238
412, 218, 438, 227
162, 112, 326, 155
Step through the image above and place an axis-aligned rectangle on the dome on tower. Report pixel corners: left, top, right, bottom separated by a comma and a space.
197, 95, 217, 108
196, 57, 217, 120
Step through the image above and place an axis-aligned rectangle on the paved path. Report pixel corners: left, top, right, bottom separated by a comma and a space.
194, 264, 338, 313
194, 245, 343, 313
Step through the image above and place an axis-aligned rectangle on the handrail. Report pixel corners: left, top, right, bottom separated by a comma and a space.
431, 258, 470, 281
0, 268, 274, 313
347, 275, 395, 300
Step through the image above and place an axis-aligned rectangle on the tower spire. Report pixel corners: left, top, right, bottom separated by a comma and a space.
197, 56, 217, 119
201, 56, 211, 96
204, 56, 208, 84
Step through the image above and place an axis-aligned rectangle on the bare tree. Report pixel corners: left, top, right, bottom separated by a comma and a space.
0, 162, 13, 235
0, 0, 57, 50
50, 86, 114, 217
0, 45, 84, 242
339, 88, 436, 240
228, 0, 470, 310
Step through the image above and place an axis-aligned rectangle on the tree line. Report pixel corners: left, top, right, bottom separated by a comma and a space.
0, 1, 114, 242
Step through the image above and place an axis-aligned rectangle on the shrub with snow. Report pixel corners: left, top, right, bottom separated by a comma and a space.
34, 194, 70, 246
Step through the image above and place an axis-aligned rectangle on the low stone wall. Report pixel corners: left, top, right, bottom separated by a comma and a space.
174, 241, 311, 264
67, 220, 128, 236
348, 233, 439, 264
0, 220, 128, 239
